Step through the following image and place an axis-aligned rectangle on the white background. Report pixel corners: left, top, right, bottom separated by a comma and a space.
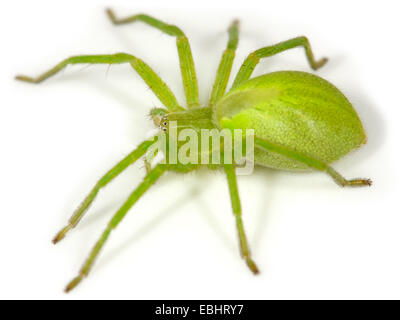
1, 0, 399, 300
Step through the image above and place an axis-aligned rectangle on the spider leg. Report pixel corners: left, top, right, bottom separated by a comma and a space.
224, 163, 259, 274
15, 53, 183, 112
254, 136, 372, 187
232, 36, 328, 88
53, 138, 156, 244
65, 164, 168, 292
144, 147, 160, 174
106, 8, 199, 109
209, 20, 239, 106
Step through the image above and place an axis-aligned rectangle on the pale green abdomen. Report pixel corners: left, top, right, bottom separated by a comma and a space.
213, 71, 366, 170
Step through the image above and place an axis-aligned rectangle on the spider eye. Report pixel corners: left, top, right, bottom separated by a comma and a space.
162, 127, 167, 132
162, 121, 167, 126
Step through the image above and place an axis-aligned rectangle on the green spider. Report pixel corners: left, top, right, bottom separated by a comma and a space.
16, 8, 372, 292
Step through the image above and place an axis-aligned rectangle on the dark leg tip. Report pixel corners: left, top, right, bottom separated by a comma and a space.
65, 275, 83, 293
313, 57, 329, 70
52, 225, 72, 245
52, 236, 61, 245
347, 178, 373, 187
231, 19, 240, 27
105, 8, 117, 24
246, 258, 260, 275
15, 75, 34, 83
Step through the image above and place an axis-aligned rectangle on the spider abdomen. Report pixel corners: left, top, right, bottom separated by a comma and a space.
213, 71, 366, 170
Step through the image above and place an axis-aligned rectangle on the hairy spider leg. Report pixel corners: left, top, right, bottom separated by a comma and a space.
224, 163, 259, 274
65, 163, 168, 292
106, 8, 199, 109
53, 138, 157, 244
209, 19, 239, 106
254, 136, 372, 187
232, 36, 328, 88
16, 53, 183, 112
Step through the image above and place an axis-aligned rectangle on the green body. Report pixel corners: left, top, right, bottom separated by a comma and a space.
16, 9, 371, 292
214, 71, 366, 170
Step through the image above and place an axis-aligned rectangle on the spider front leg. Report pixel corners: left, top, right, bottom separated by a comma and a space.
106, 8, 199, 108
16, 53, 183, 112
144, 147, 160, 174
209, 20, 239, 106
53, 139, 155, 244
66, 164, 168, 292
232, 36, 328, 88
224, 164, 259, 274
254, 137, 372, 187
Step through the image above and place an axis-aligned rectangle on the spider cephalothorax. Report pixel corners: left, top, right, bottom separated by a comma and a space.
16, 8, 371, 292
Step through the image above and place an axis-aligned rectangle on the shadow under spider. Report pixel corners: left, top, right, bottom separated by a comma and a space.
97, 181, 205, 272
